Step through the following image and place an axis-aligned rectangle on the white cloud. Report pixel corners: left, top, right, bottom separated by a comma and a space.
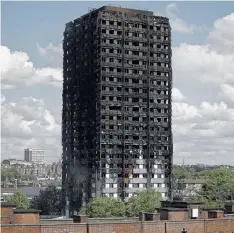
219, 84, 234, 104
171, 12, 234, 164
173, 100, 234, 164
173, 43, 234, 85
2, 9, 234, 165
166, 3, 201, 34
0, 46, 62, 89
172, 87, 186, 102
207, 13, 234, 55
36, 42, 62, 66
1, 95, 61, 162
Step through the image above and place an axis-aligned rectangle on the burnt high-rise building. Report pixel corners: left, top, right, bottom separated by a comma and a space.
62, 6, 173, 217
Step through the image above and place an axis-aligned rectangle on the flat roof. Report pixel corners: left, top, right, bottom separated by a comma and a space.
158, 208, 189, 212
162, 200, 204, 205
1, 202, 16, 207
66, 5, 169, 27
99, 6, 153, 16
202, 207, 225, 211
14, 209, 41, 213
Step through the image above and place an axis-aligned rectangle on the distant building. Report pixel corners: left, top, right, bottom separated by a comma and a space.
177, 179, 206, 197
24, 148, 45, 164
1, 187, 40, 202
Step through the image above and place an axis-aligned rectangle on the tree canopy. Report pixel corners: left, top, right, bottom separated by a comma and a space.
187, 168, 234, 207
81, 197, 126, 218
203, 168, 234, 203
173, 166, 192, 180
30, 185, 62, 215
1, 168, 21, 182
8, 190, 29, 209
126, 189, 162, 217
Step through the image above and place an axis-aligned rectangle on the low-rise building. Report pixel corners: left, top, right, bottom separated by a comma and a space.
177, 179, 206, 197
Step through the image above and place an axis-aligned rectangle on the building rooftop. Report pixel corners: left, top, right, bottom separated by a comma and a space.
178, 179, 206, 184
0, 202, 16, 207
157, 207, 189, 212
14, 209, 41, 213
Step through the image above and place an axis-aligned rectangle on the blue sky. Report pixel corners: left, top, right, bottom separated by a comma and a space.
2, 1, 234, 67
1, 2, 234, 164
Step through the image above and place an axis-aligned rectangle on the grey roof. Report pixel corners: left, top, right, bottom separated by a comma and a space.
19, 187, 40, 197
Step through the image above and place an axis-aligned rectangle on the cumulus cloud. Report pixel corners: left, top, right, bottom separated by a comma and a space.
1, 8, 234, 165
171, 10, 234, 164
172, 87, 186, 102
0, 46, 62, 89
36, 42, 62, 66
173, 43, 234, 85
166, 3, 202, 34
207, 13, 234, 55
1, 95, 61, 162
219, 84, 234, 104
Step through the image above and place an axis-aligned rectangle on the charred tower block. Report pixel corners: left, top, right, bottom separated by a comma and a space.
62, 6, 173, 217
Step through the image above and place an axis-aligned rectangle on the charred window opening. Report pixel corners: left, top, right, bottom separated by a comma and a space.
109, 106, 121, 111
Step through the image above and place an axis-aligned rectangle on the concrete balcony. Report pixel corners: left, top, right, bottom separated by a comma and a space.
133, 168, 147, 173
151, 178, 165, 183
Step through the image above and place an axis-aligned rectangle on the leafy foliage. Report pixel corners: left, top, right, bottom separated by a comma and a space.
173, 166, 192, 180
203, 168, 234, 202
187, 168, 234, 207
30, 185, 62, 215
1, 168, 21, 182
8, 190, 29, 209
83, 197, 126, 218
126, 189, 162, 217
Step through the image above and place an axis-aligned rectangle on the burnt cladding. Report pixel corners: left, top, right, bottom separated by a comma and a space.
62, 6, 173, 217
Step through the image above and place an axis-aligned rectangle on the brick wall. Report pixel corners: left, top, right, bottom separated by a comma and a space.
13, 213, 40, 224
158, 210, 168, 220
165, 221, 204, 233
40, 224, 87, 233
208, 210, 224, 219
1, 218, 234, 233
142, 222, 166, 233
200, 210, 208, 219
168, 210, 188, 221
1, 225, 41, 233
88, 222, 142, 233
1, 205, 15, 224
40, 219, 74, 225
206, 219, 234, 232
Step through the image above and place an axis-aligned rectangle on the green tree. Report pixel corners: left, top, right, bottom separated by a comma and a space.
30, 185, 62, 215
187, 168, 234, 207
196, 170, 210, 179
1, 168, 21, 183
203, 168, 234, 203
188, 167, 196, 176
126, 189, 162, 217
173, 166, 192, 180
82, 197, 126, 218
8, 190, 29, 209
